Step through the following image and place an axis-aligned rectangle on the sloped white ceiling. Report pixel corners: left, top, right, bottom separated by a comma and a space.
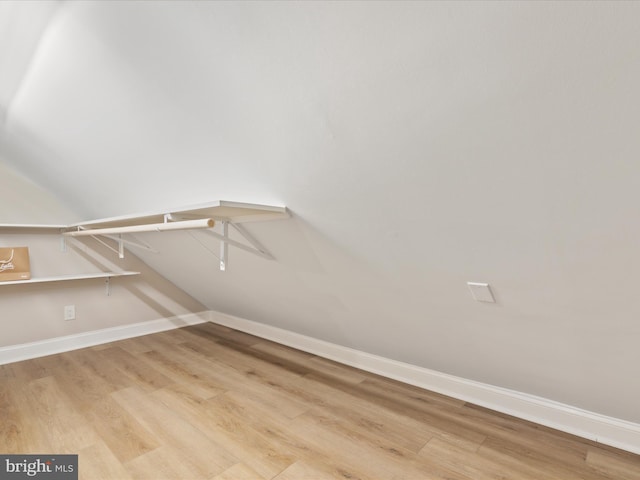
2, 1, 640, 422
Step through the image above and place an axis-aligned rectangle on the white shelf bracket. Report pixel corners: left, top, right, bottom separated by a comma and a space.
220, 221, 228, 272
197, 221, 274, 268
105, 277, 111, 296
118, 234, 125, 259
229, 222, 274, 260
90, 235, 122, 257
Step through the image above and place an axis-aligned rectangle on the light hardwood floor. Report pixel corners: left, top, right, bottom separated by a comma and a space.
1, 322, 639, 479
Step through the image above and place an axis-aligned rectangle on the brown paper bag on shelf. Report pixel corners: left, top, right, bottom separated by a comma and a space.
0, 247, 31, 281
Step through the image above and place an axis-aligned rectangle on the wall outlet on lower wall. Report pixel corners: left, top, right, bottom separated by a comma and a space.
64, 305, 76, 321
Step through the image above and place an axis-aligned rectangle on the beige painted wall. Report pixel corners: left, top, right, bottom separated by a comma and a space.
0, 162, 80, 224
0, 163, 205, 347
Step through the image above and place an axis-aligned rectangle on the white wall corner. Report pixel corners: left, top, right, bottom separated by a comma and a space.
208, 310, 640, 455
0, 311, 210, 365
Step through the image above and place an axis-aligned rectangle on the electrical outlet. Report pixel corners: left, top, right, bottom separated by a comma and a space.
64, 305, 76, 321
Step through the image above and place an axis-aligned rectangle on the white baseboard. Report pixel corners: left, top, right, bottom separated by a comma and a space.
208, 310, 640, 455
0, 311, 209, 365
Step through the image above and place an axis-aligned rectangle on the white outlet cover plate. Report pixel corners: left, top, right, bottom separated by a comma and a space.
64, 305, 76, 320
467, 282, 495, 303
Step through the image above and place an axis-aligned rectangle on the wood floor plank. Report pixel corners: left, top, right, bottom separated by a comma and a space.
272, 460, 365, 480
421, 437, 535, 480
0, 364, 16, 379
169, 342, 312, 419
43, 350, 123, 414
286, 409, 471, 480
140, 349, 226, 399
306, 355, 370, 384
65, 347, 134, 393
1, 323, 638, 480
0, 379, 43, 454
124, 446, 210, 480
586, 447, 640, 480
296, 377, 436, 453
477, 436, 608, 480
238, 388, 435, 480
211, 463, 267, 480
24, 376, 101, 453
454, 403, 594, 466
184, 336, 312, 377
178, 331, 491, 454
206, 392, 374, 480
7, 357, 53, 381
3, 381, 57, 453
187, 322, 265, 347
105, 337, 155, 355
250, 340, 316, 365
95, 346, 173, 392
77, 442, 134, 480
359, 375, 467, 410
82, 395, 160, 464
303, 371, 485, 452
151, 383, 297, 480
112, 386, 238, 478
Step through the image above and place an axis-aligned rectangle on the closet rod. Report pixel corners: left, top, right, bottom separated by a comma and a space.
63, 218, 214, 237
